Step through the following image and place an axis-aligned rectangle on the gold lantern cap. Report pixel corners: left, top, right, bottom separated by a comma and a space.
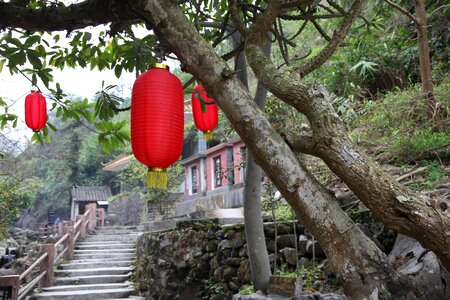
151, 63, 170, 71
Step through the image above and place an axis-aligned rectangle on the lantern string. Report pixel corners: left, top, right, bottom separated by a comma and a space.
15, 67, 41, 92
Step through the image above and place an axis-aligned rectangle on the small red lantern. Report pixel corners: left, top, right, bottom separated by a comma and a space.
191, 84, 218, 141
25, 91, 47, 132
131, 63, 184, 189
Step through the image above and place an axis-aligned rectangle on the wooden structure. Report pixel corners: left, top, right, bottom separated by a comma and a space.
70, 186, 111, 220
0, 204, 105, 300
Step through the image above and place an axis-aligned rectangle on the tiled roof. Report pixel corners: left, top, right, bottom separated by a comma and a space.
71, 186, 112, 202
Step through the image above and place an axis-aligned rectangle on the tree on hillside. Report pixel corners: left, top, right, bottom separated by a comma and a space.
384, 0, 444, 131
0, 0, 448, 298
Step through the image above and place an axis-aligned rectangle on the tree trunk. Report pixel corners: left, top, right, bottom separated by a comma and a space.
232, 31, 272, 292
414, 0, 443, 131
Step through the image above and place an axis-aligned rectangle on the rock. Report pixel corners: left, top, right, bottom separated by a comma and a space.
0, 269, 16, 276
237, 260, 251, 283
234, 232, 246, 248
266, 240, 275, 253
276, 234, 297, 249
306, 240, 324, 256
239, 244, 248, 257
298, 235, 308, 253
206, 240, 218, 252
229, 281, 240, 292
280, 247, 299, 266
223, 266, 237, 282
218, 240, 234, 251
214, 266, 224, 282
226, 257, 242, 267
298, 257, 311, 268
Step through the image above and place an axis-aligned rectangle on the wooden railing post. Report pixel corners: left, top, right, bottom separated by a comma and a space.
57, 222, 64, 236
87, 204, 96, 232
96, 208, 105, 227
39, 244, 54, 287
63, 225, 74, 260
0, 275, 20, 300
76, 215, 86, 239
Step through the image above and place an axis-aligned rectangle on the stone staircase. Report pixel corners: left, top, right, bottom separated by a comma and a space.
31, 226, 144, 300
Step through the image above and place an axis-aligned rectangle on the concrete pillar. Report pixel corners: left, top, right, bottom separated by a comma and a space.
40, 244, 55, 287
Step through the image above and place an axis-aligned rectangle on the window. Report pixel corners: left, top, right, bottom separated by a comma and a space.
239, 146, 247, 182
191, 166, 198, 194
213, 155, 222, 187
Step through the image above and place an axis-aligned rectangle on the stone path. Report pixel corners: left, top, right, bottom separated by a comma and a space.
31, 226, 144, 300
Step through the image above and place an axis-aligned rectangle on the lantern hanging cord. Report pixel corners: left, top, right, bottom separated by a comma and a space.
15, 67, 41, 92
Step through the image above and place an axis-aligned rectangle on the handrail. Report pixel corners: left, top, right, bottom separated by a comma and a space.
74, 231, 81, 242
0, 203, 104, 300
18, 271, 46, 300
54, 233, 69, 248
19, 253, 48, 281
54, 247, 68, 263
73, 219, 82, 231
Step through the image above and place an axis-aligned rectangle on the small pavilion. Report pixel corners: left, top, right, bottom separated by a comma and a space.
70, 186, 111, 220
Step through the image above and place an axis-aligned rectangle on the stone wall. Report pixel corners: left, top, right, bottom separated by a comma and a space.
106, 193, 147, 226
135, 219, 327, 300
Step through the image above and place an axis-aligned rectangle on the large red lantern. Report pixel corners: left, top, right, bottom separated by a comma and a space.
25, 91, 47, 132
191, 84, 218, 141
131, 64, 184, 189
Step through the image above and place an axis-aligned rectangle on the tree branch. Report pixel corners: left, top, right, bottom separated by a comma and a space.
0, 0, 140, 32
294, 0, 365, 78
384, 0, 420, 26
280, 131, 317, 156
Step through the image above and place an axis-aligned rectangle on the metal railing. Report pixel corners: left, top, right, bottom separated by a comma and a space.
0, 204, 106, 300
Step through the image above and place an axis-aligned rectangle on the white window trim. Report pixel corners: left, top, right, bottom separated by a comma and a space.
187, 164, 198, 195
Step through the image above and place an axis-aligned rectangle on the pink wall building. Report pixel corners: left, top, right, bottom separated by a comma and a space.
181, 138, 246, 198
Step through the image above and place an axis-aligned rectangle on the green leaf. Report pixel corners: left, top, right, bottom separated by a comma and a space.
0, 59, 5, 73
27, 51, 43, 69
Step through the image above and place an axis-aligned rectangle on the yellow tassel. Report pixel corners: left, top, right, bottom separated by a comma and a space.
203, 130, 213, 141
147, 167, 167, 189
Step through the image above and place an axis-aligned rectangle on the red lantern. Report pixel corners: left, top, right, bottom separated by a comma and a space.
191, 84, 218, 141
25, 91, 47, 132
131, 64, 184, 189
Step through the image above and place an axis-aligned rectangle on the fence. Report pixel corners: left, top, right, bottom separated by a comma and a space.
0, 204, 105, 300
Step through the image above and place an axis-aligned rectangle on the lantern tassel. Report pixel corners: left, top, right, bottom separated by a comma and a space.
203, 130, 213, 141
147, 168, 167, 189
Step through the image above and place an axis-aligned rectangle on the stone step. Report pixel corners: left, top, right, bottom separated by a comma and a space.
73, 248, 135, 254
32, 287, 134, 300
68, 257, 134, 264
55, 267, 133, 277
91, 231, 139, 235
76, 241, 134, 246
73, 253, 135, 260
97, 226, 137, 231
76, 243, 134, 250
42, 283, 131, 292
59, 260, 132, 270
54, 273, 132, 285
84, 235, 138, 242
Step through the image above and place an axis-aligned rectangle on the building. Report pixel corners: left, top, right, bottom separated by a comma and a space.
176, 137, 247, 218
70, 186, 111, 220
